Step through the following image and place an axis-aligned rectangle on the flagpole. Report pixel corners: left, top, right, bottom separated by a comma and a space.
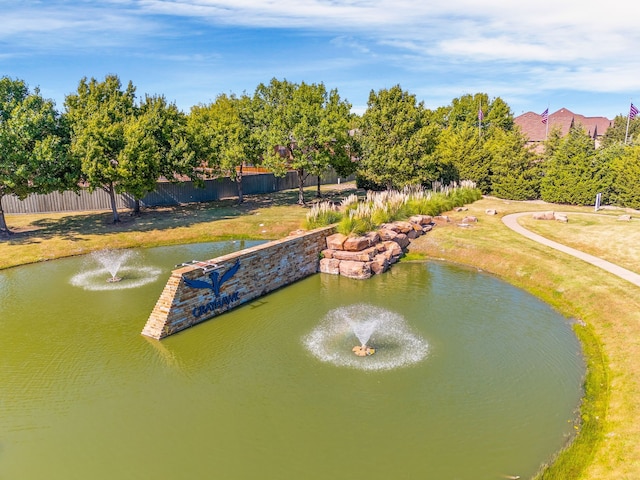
625, 100, 632, 144
545, 103, 549, 140
478, 101, 482, 138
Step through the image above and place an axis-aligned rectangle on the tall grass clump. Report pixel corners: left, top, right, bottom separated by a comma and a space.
304, 201, 342, 229
369, 189, 411, 225
338, 202, 375, 236
329, 181, 481, 236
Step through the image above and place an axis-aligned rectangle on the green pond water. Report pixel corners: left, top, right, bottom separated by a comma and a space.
0, 242, 584, 480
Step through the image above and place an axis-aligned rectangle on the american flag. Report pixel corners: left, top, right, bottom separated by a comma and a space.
541, 108, 549, 124
630, 103, 638, 120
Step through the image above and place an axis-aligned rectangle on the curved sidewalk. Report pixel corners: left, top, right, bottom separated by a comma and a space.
502, 212, 640, 288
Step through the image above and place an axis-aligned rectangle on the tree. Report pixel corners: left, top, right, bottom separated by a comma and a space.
434, 125, 492, 192
126, 94, 198, 213
0, 77, 78, 236
601, 114, 640, 147
540, 123, 604, 205
65, 76, 197, 221
357, 85, 437, 190
254, 78, 352, 205
441, 93, 513, 134
65, 75, 137, 223
608, 145, 640, 208
188, 93, 260, 204
487, 128, 540, 200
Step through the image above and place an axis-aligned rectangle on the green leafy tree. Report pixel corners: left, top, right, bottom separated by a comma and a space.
434, 125, 492, 192
126, 94, 198, 212
65, 75, 137, 223
443, 93, 513, 134
540, 123, 604, 204
188, 93, 260, 204
66, 76, 196, 221
254, 78, 352, 205
487, 128, 540, 200
357, 85, 437, 190
1, 77, 78, 236
601, 114, 640, 147
608, 145, 640, 208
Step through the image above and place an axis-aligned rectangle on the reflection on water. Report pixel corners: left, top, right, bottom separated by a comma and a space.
0, 243, 584, 480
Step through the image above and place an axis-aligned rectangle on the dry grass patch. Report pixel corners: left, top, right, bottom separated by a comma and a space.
520, 213, 640, 275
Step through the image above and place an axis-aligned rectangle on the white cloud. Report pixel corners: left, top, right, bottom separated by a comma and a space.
3, 0, 640, 117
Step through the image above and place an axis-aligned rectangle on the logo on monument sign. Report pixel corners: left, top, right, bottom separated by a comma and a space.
184, 260, 240, 297
185, 260, 242, 318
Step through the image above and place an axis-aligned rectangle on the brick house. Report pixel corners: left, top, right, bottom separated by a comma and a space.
514, 108, 612, 151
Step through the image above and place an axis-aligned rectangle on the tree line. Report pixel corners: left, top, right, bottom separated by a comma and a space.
2, 74, 640, 236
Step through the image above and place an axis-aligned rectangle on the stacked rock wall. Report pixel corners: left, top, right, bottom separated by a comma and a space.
142, 225, 336, 340
319, 215, 434, 279
143, 214, 437, 339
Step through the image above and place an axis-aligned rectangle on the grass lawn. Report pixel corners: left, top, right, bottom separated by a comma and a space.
0, 184, 355, 270
2, 187, 639, 479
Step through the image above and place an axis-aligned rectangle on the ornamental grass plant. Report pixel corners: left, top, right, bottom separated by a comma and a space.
304, 181, 482, 235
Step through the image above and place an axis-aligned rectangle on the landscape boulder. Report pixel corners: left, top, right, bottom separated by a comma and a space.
532, 211, 555, 220
378, 228, 398, 241
326, 233, 348, 250
392, 233, 411, 249
319, 258, 341, 275
409, 215, 433, 225
339, 260, 372, 279
343, 235, 370, 252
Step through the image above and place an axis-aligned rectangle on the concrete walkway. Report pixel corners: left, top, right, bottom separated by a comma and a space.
502, 212, 640, 288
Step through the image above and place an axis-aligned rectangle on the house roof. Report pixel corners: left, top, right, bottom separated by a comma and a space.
514, 108, 612, 143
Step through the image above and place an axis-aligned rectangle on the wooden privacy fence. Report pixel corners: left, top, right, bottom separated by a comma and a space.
4, 171, 351, 214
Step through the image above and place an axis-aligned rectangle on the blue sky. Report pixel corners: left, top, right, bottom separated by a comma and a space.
3, 0, 639, 119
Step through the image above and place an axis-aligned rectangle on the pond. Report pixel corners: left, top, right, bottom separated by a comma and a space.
0, 242, 584, 479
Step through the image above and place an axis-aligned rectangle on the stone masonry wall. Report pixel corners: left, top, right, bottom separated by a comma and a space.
142, 225, 336, 340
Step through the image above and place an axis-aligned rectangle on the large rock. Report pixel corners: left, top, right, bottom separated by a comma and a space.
339, 260, 372, 279
407, 229, 421, 239
378, 228, 398, 241
343, 235, 370, 252
392, 233, 410, 249
319, 258, 341, 275
554, 213, 568, 223
326, 233, 347, 250
333, 247, 376, 262
392, 221, 414, 234
371, 254, 390, 275
321, 248, 335, 259
409, 215, 433, 225
382, 240, 403, 256
364, 231, 381, 245
618, 214, 632, 221
532, 211, 555, 220
462, 216, 478, 223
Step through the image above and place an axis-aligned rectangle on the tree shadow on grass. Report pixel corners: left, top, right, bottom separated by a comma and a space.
2, 185, 360, 245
